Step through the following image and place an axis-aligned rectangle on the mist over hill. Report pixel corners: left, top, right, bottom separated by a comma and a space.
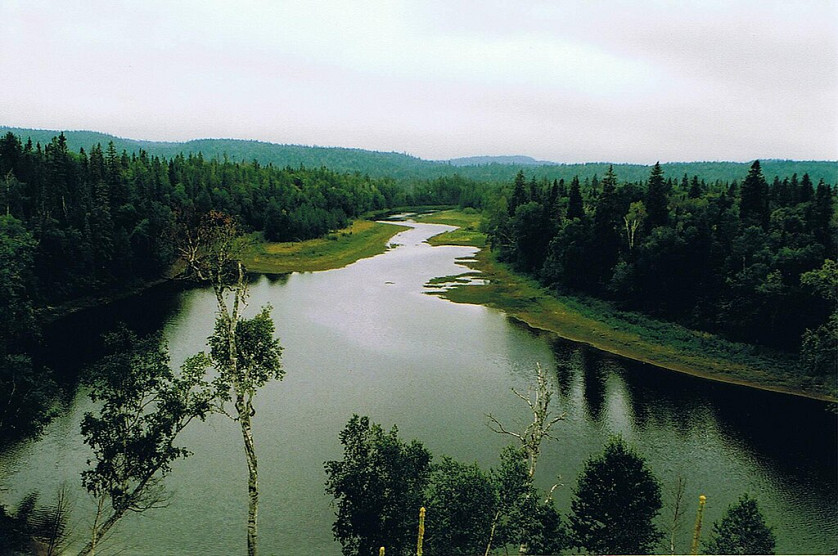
2, 126, 834, 184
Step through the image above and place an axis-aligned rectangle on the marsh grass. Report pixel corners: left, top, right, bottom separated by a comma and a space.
418, 210, 834, 401
242, 220, 408, 273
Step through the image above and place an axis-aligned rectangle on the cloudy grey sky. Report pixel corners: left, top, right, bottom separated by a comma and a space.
1, 0, 836, 163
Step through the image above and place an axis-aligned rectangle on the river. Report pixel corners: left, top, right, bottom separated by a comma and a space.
1, 221, 836, 554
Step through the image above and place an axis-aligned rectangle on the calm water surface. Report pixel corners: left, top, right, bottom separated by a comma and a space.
1, 222, 836, 554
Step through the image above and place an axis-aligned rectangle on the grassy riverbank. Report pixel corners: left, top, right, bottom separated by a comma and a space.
416, 210, 836, 402
241, 219, 408, 274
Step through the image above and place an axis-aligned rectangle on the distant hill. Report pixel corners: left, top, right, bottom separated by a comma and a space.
2, 126, 835, 185
445, 155, 556, 166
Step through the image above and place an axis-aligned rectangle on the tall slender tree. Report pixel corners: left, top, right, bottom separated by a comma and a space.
567, 176, 584, 220
739, 161, 769, 229
177, 210, 283, 556
645, 162, 670, 230
78, 327, 212, 556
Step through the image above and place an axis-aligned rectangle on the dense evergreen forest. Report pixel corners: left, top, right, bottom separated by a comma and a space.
1, 129, 835, 443
0, 131, 478, 443
485, 164, 836, 383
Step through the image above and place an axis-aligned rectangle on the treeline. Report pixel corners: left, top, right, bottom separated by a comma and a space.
0, 131, 410, 305
0, 131, 485, 443
3, 128, 834, 184
486, 163, 836, 379
325, 414, 777, 555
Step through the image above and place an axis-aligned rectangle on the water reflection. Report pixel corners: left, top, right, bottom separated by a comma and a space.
2, 221, 835, 555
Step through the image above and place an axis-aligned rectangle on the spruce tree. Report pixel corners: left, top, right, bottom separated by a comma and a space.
739, 161, 769, 229
567, 176, 584, 220
705, 494, 776, 555
645, 162, 669, 230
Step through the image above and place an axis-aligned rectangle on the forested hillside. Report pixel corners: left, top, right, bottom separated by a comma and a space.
3, 127, 834, 184
485, 164, 836, 385
1, 129, 835, 443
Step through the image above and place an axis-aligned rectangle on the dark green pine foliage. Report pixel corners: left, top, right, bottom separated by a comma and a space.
688, 174, 703, 199
704, 494, 776, 555
0, 215, 56, 444
739, 161, 770, 229
591, 166, 622, 288
509, 169, 529, 215
569, 437, 662, 555
645, 162, 670, 230
567, 176, 584, 220
810, 179, 835, 255
798, 173, 814, 203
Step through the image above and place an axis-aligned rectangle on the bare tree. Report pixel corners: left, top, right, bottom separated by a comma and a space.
666, 475, 688, 555
177, 210, 283, 556
485, 363, 566, 555
487, 363, 565, 480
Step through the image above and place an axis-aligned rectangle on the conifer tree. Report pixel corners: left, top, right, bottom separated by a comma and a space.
645, 162, 670, 229
705, 494, 775, 555
567, 176, 584, 220
739, 161, 769, 229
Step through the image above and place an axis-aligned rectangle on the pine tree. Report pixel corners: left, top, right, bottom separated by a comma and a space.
688, 175, 703, 199
509, 170, 528, 215
811, 179, 835, 253
739, 161, 769, 229
645, 162, 670, 229
567, 176, 584, 220
705, 494, 775, 555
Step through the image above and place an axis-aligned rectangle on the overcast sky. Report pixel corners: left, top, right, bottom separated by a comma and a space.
1, 1, 836, 163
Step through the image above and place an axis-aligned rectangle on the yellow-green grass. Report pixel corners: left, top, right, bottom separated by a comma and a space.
422, 210, 836, 401
417, 209, 487, 248
242, 220, 408, 273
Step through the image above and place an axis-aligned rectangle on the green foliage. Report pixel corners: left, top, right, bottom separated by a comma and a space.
4, 127, 834, 184
569, 436, 663, 555
705, 494, 776, 555
487, 163, 835, 368
207, 305, 284, 400
0, 214, 56, 443
424, 457, 496, 556
488, 445, 533, 548
645, 161, 670, 230
324, 415, 433, 556
324, 418, 567, 556
80, 326, 212, 542
740, 161, 770, 229
800, 260, 838, 378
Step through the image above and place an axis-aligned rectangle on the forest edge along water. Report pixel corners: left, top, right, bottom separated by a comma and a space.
27, 208, 836, 403
1, 217, 835, 554
415, 210, 836, 403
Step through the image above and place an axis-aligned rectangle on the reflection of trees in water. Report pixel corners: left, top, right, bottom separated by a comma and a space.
582, 353, 607, 423
262, 273, 290, 285
548, 338, 613, 424
549, 337, 576, 399
39, 281, 186, 382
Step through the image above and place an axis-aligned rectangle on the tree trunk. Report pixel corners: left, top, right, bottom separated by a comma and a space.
484, 509, 501, 556
77, 505, 126, 556
238, 394, 259, 556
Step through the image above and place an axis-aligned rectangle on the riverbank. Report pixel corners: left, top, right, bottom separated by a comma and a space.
417, 210, 836, 402
36, 219, 408, 326
241, 219, 409, 273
